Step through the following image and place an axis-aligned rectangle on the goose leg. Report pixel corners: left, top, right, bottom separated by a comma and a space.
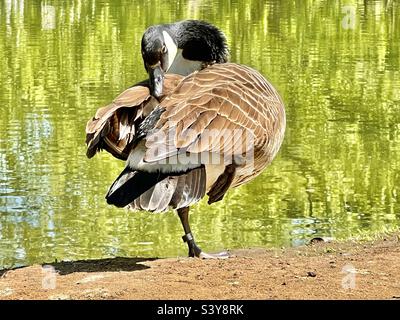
177, 207, 229, 259
207, 164, 236, 204
178, 207, 202, 258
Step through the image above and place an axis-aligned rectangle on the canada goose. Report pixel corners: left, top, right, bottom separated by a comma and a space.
141, 20, 229, 97
86, 63, 286, 258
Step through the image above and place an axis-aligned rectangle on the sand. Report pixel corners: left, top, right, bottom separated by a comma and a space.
1, 235, 400, 300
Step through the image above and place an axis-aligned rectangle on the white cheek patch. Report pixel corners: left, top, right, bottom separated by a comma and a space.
168, 50, 203, 76
162, 30, 177, 71
162, 30, 203, 75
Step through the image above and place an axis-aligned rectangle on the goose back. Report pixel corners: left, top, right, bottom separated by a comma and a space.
141, 63, 286, 188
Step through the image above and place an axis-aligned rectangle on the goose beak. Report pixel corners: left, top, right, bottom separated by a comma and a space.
148, 64, 164, 98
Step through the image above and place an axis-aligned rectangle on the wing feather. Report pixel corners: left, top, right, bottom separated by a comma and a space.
85, 74, 183, 160
141, 63, 285, 189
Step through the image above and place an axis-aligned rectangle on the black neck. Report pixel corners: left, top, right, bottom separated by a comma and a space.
165, 20, 229, 63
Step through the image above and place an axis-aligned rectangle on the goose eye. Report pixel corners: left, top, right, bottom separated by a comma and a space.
161, 45, 167, 54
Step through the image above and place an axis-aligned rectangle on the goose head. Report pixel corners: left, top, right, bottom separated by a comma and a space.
141, 20, 229, 98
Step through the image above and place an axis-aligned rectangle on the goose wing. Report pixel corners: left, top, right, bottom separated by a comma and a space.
141, 63, 285, 186
85, 74, 183, 160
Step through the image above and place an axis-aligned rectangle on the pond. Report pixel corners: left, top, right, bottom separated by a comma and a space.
0, 0, 399, 269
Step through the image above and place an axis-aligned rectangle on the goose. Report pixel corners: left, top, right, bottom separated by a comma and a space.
86, 63, 286, 258
141, 20, 229, 97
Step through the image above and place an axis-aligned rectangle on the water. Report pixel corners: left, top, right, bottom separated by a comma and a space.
0, 0, 399, 269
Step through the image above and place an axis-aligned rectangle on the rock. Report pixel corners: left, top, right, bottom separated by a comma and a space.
82, 288, 110, 299
307, 271, 317, 277
48, 294, 70, 300
0, 288, 13, 297
309, 237, 324, 244
309, 237, 334, 245
76, 274, 105, 284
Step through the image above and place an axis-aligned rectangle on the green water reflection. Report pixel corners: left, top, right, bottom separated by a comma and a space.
0, 0, 399, 269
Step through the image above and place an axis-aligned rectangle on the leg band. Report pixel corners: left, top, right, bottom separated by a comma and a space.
182, 232, 194, 243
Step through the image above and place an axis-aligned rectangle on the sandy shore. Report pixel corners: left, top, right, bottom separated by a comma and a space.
1, 235, 400, 300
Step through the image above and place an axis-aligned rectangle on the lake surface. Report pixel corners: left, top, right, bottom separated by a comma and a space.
0, 0, 399, 269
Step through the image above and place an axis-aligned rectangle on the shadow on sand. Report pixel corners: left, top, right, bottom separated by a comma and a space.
0, 257, 158, 277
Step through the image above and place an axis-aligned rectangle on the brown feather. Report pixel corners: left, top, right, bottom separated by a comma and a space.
85, 74, 183, 160
87, 62, 285, 209
144, 63, 286, 188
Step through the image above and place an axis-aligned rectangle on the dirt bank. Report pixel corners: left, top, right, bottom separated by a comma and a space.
1, 235, 400, 300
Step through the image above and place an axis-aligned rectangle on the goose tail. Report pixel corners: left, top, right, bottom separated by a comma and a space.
106, 166, 206, 212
